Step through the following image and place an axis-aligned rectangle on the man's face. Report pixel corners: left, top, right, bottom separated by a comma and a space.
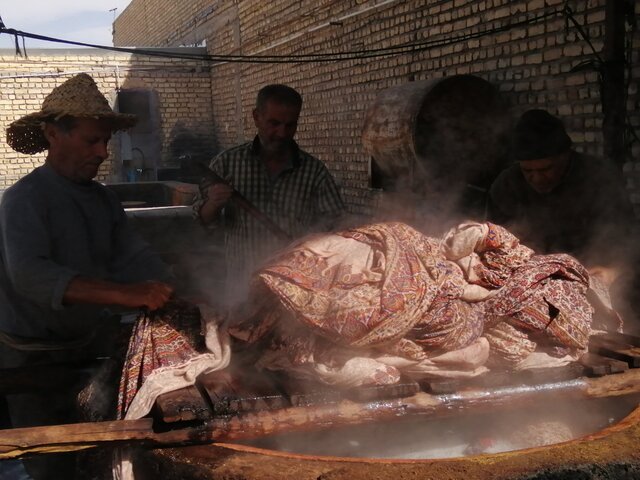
253, 100, 300, 155
519, 152, 570, 194
44, 117, 112, 184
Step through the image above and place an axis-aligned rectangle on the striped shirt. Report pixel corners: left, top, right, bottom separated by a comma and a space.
195, 136, 345, 287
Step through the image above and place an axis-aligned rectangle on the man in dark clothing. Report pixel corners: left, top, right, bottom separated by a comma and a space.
489, 109, 634, 270
0, 73, 174, 479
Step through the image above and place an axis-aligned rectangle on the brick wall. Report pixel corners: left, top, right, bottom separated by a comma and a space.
0, 49, 216, 189
114, 0, 214, 47
2, 1, 634, 216
113, 0, 639, 216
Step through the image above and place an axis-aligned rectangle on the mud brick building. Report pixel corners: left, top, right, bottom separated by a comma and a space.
1, 0, 638, 217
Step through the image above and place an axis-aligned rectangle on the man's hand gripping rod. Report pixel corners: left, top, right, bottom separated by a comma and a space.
195, 163, 292, 243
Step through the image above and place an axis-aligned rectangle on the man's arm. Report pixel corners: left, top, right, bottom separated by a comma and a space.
63, 276, 173, 311
1, 189, 173, 312
198, 183, 234, 224
193, 156, 234, 225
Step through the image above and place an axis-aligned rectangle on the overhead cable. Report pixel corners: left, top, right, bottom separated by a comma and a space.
0, 7, 563, 64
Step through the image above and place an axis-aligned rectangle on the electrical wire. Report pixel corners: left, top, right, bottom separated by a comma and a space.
0, 2, 635, 161
0, 7, 562, 64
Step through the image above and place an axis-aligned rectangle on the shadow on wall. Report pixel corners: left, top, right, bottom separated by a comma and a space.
114, 73, 220, 184
167, 121, 220, 183
116, 88, 163, 182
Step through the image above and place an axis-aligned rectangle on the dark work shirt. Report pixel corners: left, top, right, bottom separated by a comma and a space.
488, 152, 634, 266
0, 164, 172, 339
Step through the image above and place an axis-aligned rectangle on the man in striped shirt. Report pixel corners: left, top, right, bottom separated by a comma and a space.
195, 84, 345, 301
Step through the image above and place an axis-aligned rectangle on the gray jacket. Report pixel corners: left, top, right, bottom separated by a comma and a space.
0, 164, 171, 339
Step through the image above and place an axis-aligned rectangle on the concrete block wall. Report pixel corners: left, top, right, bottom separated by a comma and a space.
0, 49, 216, 189
113, 0, 639, 216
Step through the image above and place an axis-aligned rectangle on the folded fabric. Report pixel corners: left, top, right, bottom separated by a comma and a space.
114, 299, 230, 480
237, 221, 596, 383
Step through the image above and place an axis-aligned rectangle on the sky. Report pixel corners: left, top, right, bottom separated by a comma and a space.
0, 0, 133, 49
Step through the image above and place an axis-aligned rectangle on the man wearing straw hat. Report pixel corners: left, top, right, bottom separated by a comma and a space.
0, 73, 174, 479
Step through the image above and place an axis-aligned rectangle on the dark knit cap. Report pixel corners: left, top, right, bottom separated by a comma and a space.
512, 109, 572, 161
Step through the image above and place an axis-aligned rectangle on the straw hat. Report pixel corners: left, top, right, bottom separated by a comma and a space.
6, 73, 137, 155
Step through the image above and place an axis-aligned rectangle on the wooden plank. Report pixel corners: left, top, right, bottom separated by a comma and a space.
275, 375, 343, 407
154, 385, 211, 423
208, 368, 640, 443
347, 378, 420, 402
589, 335, 640, 368
516, 363, 586, 383
196, 369, 237, 414
0, 418, 155, 459
579, 353, 628, 377
152, 352, 603, 425
228, 374, 289, 413
599, 331, 640, 348
198, 368, 289, 415
580, 353, 613, 376
3, 369, 640, 460
420, 379, 461, 394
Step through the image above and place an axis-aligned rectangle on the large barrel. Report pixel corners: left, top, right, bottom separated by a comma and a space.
362, 75, 510, 211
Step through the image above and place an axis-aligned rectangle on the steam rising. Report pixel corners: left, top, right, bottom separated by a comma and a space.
239, 394, 640, 459
114, 76, 640, 468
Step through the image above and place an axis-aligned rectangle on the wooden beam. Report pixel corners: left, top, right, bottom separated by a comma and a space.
205, 368, 640, 443
580, 352, 628, 376
589, 335, 640, 368
0, 419, 155, 458
2, 368, 640, 459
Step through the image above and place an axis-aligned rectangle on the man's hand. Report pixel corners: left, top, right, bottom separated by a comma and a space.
64, 277, 174, 311
199, 182, 234, 224
119, 281, 174, 310
207, 183, 234, 209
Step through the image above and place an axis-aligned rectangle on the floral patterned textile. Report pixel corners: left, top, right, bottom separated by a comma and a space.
237, 221, 595, 381
254, 223, 480, 360
114, 222, 596, 410
116, 299, 230, 420
483, 253, 592, 365
116, 300, 203, 419
442, 222, 534, 296
114, 300, 230, 480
